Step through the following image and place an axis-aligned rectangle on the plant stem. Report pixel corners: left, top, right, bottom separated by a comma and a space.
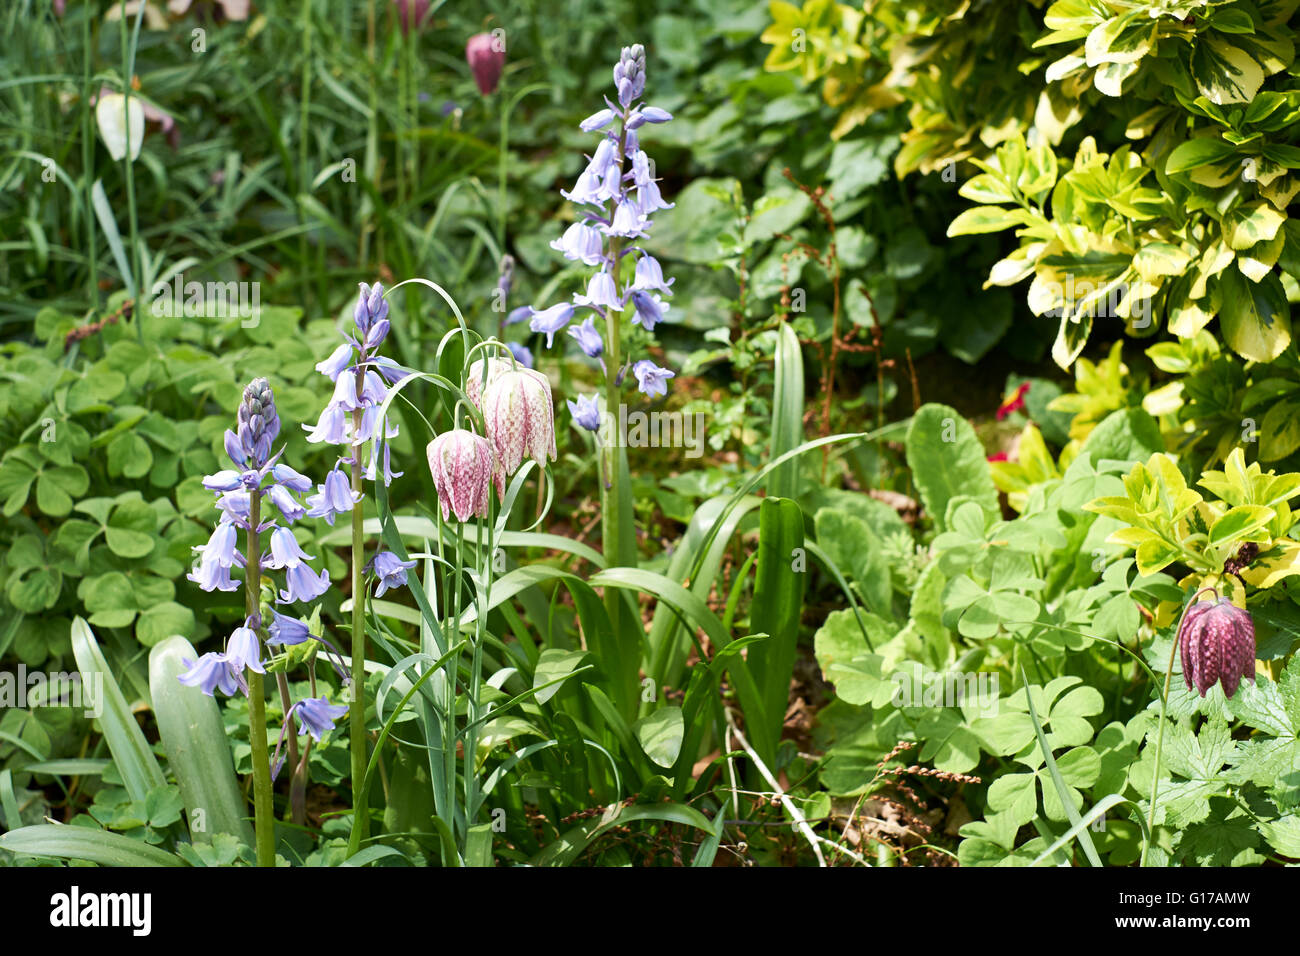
275, 671, 306, 826
298, 0, 314, 317
82, 7, 99, 312
1141, 583, 1217, 867
348, 365, 370, 851
245, 492, 275, 867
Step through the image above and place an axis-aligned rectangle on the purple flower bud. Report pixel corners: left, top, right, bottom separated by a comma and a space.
505, 305, 533, 326
365, 318, 390, 350
267, 484, 306, 524
466, 33, 505, 96
580, 108, 615, 132
223, 429, 246, 466
237, 378, 280, 467
215, 491, 252, 526
353, 281, 389, 336
202, 469, 244, 493
372, 356, 411, 383
1178, 595, 1256, 699
614, 44, 646, 107
267, 610, 313, 646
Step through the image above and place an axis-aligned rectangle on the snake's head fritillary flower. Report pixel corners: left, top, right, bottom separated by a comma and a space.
482, 368, 557, 474
1178, 595, 1256, 699
466, 33, 505, 95
392, 0, 430, 34
426, 429, 502, 522
465, 356, 517, 411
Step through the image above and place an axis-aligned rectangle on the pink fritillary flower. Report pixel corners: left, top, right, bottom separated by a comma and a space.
426, 429, 502, 522
466, 33, 505, 96
482, 368, 557, 475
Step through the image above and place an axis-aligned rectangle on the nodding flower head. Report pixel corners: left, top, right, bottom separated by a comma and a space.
465, 356, 515, 411
237, 377, 280, 467
426, 429, 502, 523
482, 367, 557, 474
466, 32, 505, 96
1177, 594, 1256, 699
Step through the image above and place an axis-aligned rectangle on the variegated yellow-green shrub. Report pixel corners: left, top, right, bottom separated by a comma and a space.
1086, 448, 1300, 627
765, 0, 1300, 370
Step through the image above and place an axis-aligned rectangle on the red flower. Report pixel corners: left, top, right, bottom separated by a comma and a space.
392, 0, 430, 35
987, 452, 1009, 462
996, 382, 1030, 421
466, 33, 505, 96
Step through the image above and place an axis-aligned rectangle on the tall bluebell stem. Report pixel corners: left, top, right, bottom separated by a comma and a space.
182, 377, 336, 866
526, 43, 675, 596
304, 282, 413, 853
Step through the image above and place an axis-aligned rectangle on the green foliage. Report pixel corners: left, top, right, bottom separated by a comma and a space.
0, 299, 338, 667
